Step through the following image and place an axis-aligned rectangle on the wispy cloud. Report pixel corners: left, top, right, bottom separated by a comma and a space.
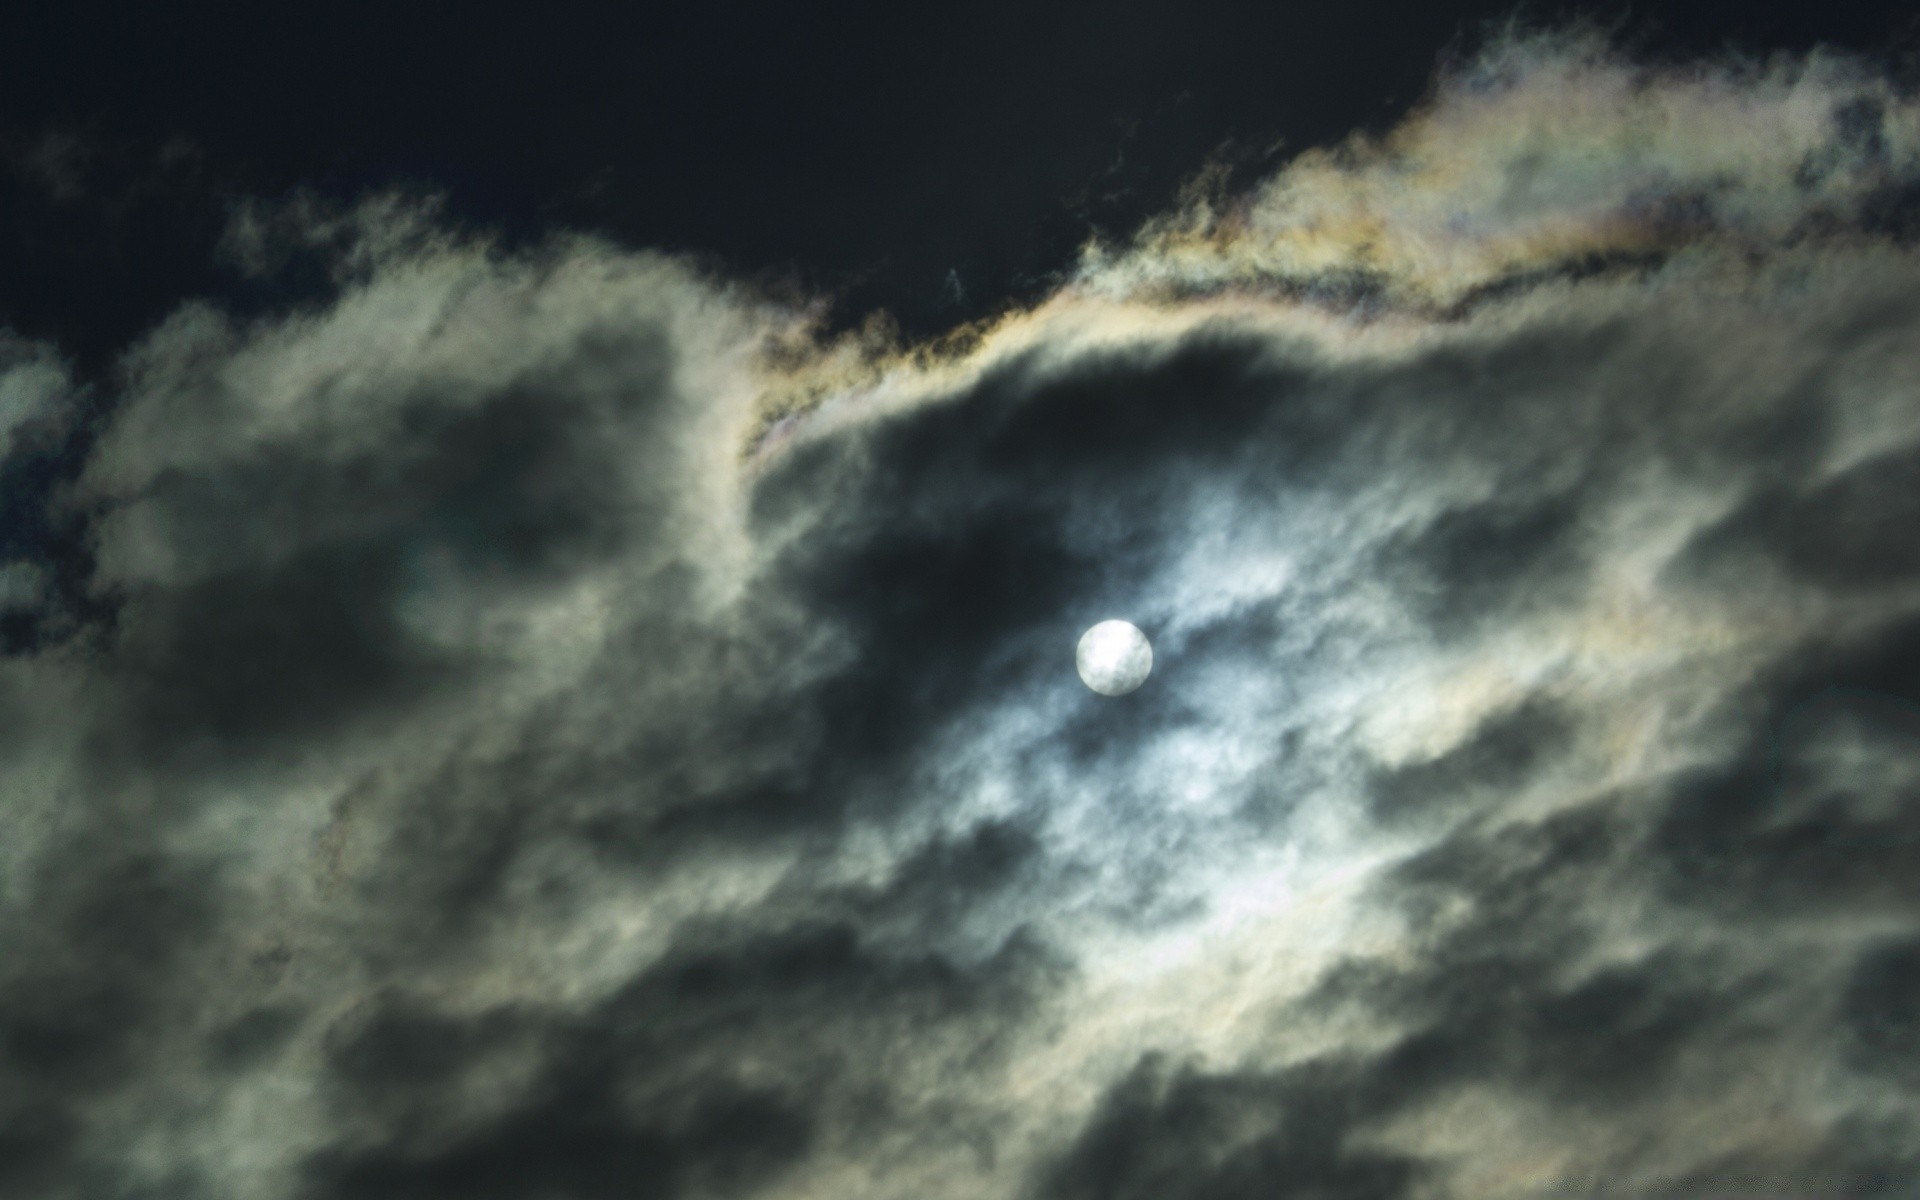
1, 29, 1919, 1200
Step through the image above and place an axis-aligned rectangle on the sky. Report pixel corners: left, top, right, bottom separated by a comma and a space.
5, 5, 1920, 1199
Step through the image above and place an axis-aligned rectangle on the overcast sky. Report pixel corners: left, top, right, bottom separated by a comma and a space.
5, 7, 1920, 1200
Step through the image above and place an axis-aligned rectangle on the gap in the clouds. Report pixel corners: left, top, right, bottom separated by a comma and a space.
0, 356, 123, 655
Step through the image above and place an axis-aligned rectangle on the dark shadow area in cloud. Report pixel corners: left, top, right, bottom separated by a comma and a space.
307, 921, 1060, 1200
0, 847, 221, 1192
1305, 802, 1724, 1099
206, 1004, 305, 1072
1681, 446, 1920, 592
90, 331, 679, 764
1367, 697, 1578, 827
108, 545, 459, 752
1382, 492, 1591, 636
1036, 1053, 1426, 1200
312, 1073, 809, 1200
1844, 933, 1920, 1090
1654, 649, 1920, 920
836, 818, 1052, 950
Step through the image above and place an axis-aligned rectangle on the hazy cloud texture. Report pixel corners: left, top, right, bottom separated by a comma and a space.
4, 30, 1920, 1200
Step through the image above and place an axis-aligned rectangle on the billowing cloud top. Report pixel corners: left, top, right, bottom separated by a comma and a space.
6, 31, 1920, 1200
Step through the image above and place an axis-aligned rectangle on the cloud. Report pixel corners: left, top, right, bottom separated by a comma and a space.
2, 28, 1920, 1200
1072, 25, 1920, 312
0, 334, 72, 464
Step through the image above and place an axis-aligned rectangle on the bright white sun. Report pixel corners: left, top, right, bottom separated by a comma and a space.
1076, 620, 1153, 696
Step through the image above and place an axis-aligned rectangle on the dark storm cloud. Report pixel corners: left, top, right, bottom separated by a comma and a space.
5, 30, 1920, 1200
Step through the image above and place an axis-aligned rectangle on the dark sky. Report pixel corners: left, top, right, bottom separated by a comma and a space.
3, 1, 1913, 362
7, 6, 1920, 1200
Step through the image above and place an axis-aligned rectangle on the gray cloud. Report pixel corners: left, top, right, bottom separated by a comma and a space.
3, 31, 1920, 1200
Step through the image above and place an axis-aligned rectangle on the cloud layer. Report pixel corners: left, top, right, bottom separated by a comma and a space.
5, 30, 1920, 1200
